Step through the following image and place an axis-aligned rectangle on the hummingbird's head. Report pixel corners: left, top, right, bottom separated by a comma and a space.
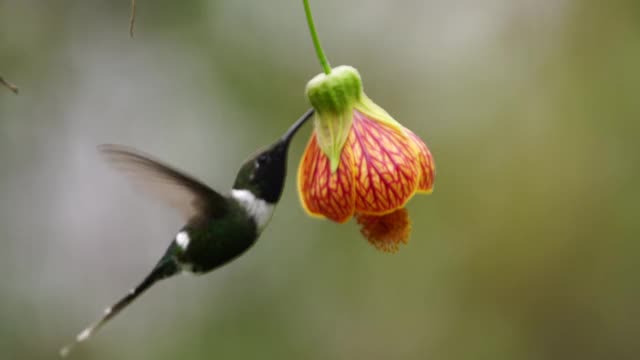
232, 109, 314, 204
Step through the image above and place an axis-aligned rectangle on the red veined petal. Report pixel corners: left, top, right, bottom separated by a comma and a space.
355, 208, 411, 253
406, 130, 435, 193
351, 110, 420, 214
297, 132, 356, 223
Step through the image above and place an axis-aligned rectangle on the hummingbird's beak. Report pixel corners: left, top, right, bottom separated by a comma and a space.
279, 108, 315, 147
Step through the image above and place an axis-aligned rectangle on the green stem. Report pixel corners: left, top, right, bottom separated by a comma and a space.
303, 0, 331, 74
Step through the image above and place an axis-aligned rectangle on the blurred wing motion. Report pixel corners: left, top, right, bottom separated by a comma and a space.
99, 144, 227, 220
60, 145, 217, 357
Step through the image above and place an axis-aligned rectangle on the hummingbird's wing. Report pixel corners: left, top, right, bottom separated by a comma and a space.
99, 144, 227, 220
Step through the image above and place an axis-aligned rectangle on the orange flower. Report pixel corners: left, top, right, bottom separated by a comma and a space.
297, 66, 434, 252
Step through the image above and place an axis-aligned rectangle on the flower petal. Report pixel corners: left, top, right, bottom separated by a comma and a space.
351, 110, 420, 214
406, 130, 435, 193
355, 208, 411, 253
297, 133, 356, 223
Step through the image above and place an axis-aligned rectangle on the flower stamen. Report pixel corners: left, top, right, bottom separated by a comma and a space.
355, 208, 411, 253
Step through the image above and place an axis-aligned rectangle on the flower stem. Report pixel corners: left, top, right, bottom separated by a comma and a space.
303, 0, 331, 74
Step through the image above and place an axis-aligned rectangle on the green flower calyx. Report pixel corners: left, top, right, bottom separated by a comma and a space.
306, 65, 363, 172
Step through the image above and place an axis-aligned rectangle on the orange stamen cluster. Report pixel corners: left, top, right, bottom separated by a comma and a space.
355, 208, 411, 253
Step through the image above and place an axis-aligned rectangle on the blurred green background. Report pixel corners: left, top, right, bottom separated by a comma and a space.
1, 0, 639, 359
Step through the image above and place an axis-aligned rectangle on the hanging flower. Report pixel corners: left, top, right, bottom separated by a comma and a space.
297, 65, 435, 252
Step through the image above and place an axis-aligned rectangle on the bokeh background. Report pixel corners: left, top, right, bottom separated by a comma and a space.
1, 0, 639, 359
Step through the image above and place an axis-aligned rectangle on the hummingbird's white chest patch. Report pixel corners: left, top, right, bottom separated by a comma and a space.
231, 189, 275, 232
176, 231, 190, 250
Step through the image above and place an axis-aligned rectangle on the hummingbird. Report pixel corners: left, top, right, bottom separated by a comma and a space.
59, 109, 314, 357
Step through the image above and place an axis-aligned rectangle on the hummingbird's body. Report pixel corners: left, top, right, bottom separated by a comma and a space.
60, 109, 314, 357
176, 191, 268, 273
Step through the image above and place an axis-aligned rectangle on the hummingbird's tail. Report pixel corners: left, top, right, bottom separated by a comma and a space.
59, 258, 179, 357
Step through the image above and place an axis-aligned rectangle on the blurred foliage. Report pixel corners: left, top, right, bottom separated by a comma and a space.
1, 0, 639, 359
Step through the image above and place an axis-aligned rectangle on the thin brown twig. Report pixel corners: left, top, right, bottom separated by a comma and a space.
0, 76, 18, 94
129, 0, 137, 38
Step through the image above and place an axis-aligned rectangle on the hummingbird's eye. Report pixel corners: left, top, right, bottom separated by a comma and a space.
256, 154, 268, 168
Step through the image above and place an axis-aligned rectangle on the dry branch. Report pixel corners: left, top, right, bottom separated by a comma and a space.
130, 0, 137, 38
0, 76, 18, 94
